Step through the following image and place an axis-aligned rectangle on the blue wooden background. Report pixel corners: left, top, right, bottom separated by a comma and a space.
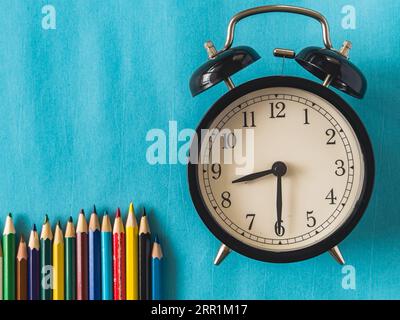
0, 0, 398, 299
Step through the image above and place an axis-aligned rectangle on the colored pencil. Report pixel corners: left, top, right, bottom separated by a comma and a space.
0, 238, 2, 300
28, 224, 40, 300
16, 236, 28, 300
126, 202, 138, 300
65, 216, 76, 300
113, 208, 126, 300
152, 235, 163, 300
101, 212, 112, 300
89, 206, 101, 300
40, 214, 53, 300
53, 221, 64, 300
139, 208, 151, 300
76, 209, 88, 300
3, 213, 16, 300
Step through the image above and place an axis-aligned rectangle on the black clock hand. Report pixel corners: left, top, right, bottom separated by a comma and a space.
232, 161, 287, 184
272, 162, 287, 237
274, 174, 284, 236
232, 168, 274, 184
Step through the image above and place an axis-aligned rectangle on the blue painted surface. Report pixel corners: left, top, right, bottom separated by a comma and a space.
0, 0, 398, 299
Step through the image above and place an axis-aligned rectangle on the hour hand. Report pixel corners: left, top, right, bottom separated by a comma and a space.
232, 168, 274, 184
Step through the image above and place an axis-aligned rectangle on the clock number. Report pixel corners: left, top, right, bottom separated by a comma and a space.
325, 188, 337, 205
222, 133, 236, 149
306, 210, 316, 228
245, 214, 256, 230
326, 129, 336, 145
274, 221, 285, 237
221, 191, 231, 208
269, 102, 286, 118
242, 111, 256, 127
211, 164, 221, 180
335, 159, 346, 176
304, 108, 310, 125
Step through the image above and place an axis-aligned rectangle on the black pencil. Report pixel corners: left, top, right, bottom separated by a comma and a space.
138, 208, 151, 300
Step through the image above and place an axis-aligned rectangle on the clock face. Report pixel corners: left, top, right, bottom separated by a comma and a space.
189, 77, 374, 262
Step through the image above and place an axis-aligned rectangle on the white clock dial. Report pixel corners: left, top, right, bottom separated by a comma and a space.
197, 87, 365, 252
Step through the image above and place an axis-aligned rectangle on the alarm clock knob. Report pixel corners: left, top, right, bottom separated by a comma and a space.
295, 41, 367, 98
189, 44, 260, 97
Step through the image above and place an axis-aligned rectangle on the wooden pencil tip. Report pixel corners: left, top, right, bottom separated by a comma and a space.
33, 224, 37, 231
80, 209, 85, 216
20, 235, 25, 242
44, 214, 49, 223
8, 212, 12, 218
93, 204, 97, 214
154, 234, 159, 243
57, 220, 61, 227
68, 216, 73, 223
142, 207, 147, 217
116, 208, 121, 218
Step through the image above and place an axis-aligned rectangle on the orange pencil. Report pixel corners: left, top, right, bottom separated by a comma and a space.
113, 208, 126, 300
16, 236, 28, 300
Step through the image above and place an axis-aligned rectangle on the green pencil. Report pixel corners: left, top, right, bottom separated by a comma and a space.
3, 213, 16, 300
40, 214, 53, 300
65, 216, 76, 300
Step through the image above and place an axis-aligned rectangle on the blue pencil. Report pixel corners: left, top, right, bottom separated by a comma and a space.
89, 206, 101, 300
101, 212, 113, 300
151, 235, 163, 300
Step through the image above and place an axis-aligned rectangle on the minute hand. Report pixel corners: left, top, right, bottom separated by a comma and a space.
232, 169, 274, 184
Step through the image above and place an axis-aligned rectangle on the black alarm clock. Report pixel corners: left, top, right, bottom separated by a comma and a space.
188, 5, 374, 265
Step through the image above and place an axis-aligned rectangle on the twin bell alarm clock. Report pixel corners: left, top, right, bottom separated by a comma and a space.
188, 5, 374, 265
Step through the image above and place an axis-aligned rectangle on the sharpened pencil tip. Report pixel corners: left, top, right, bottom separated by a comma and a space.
154, 234, 159, 243
104, 211, 108, 216
33, 224, 37, 231
93, 205, 97, 214
116, 208, 121, 218
8, 212, 12, 218
44, 214, 49, 223
68, 216, 73, 223
57, 220, 61, 227
142, 207, 146, 217
80, 209, 85, 216
20, 235, 25, 242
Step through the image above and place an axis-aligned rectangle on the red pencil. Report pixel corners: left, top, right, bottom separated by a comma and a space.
113, 208, 126, 300
76, 209, 88, 300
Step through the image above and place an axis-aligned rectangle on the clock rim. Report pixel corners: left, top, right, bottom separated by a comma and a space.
188, 76, 375, 263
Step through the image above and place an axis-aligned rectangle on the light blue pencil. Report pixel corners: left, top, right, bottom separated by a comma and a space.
89, 207, 101, 300
151, 235, 163, 300
101, 212, 112, 300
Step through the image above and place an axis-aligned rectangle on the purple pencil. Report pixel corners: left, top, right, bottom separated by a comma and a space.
28, 224, 40, 300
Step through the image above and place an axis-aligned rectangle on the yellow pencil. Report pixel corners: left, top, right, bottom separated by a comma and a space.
53, 221, 64, 300
126, 202, 138, 300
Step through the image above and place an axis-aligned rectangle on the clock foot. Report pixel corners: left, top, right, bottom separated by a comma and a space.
214, 243, 232, 265
329, 246, 346, 265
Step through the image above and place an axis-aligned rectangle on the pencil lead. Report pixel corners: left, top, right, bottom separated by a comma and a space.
33, 224, 37, 231
104, 211, 108, 216
44, 214, 49, 223
57, 220, 61, 227
20, 235, 25, 242
68, 216, 73, 223
8, 212, 12, 218
143, 207, 146, 217
154, 234, 159, 243
93, 205, 97, 214
116, 208, 121, 218
80, 209, 85, 216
